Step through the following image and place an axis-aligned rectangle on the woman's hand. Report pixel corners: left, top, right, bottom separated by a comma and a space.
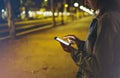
63, 35, 82, 47
60, 42, 74, 52
63, 35, 85, 51
59, 35, 85, 52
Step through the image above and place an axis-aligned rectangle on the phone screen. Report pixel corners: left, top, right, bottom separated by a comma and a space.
54, 37, 70, 46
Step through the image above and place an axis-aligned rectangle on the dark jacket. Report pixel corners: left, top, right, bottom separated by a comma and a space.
70, 18, 98, 78
70, 11, 120, 78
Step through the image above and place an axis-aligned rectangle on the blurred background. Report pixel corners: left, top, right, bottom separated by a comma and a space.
0, 0, 91, 21
0, 0, 94, 39
0, 0, 94, 78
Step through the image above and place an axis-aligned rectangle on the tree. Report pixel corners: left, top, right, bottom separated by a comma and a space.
20, 0, 35, 19
41, 0, 48, 8
4, 0, 16, 38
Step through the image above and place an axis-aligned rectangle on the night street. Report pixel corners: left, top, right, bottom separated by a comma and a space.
0, 16, 93, 78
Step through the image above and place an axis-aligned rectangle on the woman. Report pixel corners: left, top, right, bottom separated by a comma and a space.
59, 0, 120, 78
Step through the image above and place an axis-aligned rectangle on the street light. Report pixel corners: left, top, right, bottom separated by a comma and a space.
79, 5, 94, 15
74, 2, 79, 19
74, 2, 79, 7
44, 0, 48, 2
1, 9, 4, 13
65, 4, 68, 8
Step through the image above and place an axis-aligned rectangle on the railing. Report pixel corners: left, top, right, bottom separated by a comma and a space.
0, 17, 68, 40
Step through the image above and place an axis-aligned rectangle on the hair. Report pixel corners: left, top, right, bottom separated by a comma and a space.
98, 0, 118, 9
95, 0, 119, 16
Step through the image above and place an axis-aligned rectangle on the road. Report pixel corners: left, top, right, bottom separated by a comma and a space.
0, 16, 93, 78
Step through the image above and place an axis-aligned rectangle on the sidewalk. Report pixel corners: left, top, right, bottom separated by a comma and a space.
0, 16, 93, 78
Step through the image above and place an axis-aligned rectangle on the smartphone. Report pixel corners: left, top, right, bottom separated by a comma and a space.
54, 37, 70, 46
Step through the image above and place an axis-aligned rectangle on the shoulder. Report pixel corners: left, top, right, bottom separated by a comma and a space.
98, 11, 120, 34
99, 11, 120, 23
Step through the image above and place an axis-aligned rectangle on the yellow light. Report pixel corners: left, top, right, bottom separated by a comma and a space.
65, 4, 68, 8
44, 0, 47, 2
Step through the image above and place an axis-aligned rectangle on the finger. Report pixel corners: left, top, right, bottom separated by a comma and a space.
67, 39, 75, 44
60, 42, 68, 48
63, 35, 76, 40
63, 34, 75, 38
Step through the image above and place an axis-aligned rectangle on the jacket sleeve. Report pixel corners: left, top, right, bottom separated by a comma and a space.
70, 43, 99, 77
70, 18, 99, 76
70, 41, 85, 66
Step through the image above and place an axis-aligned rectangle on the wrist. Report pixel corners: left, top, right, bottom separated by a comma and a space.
78, 40, 85, 51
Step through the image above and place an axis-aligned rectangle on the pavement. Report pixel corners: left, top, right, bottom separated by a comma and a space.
0, 16, 93, 78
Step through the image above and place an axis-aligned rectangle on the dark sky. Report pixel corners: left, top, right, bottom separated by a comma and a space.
0, 0, 84, 13
0, 0, 83, 9
0, 0, 20, 10
0, 0, 5, 10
